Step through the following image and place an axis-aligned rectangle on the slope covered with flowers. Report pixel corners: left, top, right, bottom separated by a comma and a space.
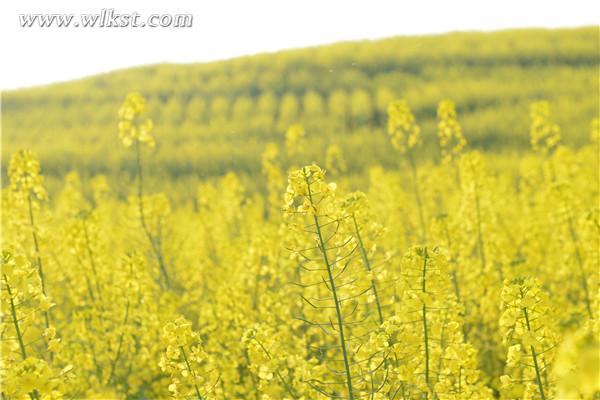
2, 94, 598, 399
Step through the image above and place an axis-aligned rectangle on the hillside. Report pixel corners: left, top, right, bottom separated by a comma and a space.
2, 26, 600, 399
2, 27, 598, 189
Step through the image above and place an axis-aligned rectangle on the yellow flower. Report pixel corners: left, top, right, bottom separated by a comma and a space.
118, 92, 155, 148
285, 123, 305, 156
506, 344, 521, 367
8, 149, 48, 201
437, 100, 467, 163
387, 100, 421, 153
325, 144, 347, 175
38, 294, 55, 311
530, 101, 560, 154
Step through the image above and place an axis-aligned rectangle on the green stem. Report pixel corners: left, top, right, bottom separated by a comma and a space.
352, 215, 384, 325
441, 221, 463, 304
180, 347, 204, 400
420, 248, 433, 398
422, 304, 430, 398
408, 151, 427, 243
27, 194, 50, 330
473, 184, 486, 273
304, 168, 354, 400
135, 140, 171, 288
352, 214, 399, 396
252, 337, 299, 399
566, 214, 592, 318
82, 219, 103, 301
106, 300, 130, 385
4, 275, 28, 360
521, 304, 546, 400
4, 275, 39, 400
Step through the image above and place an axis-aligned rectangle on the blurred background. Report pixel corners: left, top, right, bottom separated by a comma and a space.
1, 1, 598, 198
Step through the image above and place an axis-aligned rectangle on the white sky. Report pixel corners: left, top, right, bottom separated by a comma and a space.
0, 0, 597, 90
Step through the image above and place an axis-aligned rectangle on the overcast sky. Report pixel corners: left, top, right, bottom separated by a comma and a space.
0, 0, 597, 90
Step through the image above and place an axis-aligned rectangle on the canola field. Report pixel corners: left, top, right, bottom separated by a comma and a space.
2, 28, 599, 400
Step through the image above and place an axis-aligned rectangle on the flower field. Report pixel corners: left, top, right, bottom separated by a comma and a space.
2, 88, 598, 399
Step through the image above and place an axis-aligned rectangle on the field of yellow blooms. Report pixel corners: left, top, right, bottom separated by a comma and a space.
2, 93, 598, 400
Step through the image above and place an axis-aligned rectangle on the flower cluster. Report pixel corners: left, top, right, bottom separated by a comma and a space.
387, 100, 421, 153
118, 92, 155, 148
383, 247, 492, 399
529, 101, 560, 154
159, 317, 219, 399
285, 123, 305, 156
1, 250, 69, 399
499, 277, 558, 399
325, 144, 347, 175
261, 142, 284, 214
283, 165, 337, 217
554, 320, 599, 399
242, 324, 312, 398
437, 100, 467, 163
8, 149, 48, 201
